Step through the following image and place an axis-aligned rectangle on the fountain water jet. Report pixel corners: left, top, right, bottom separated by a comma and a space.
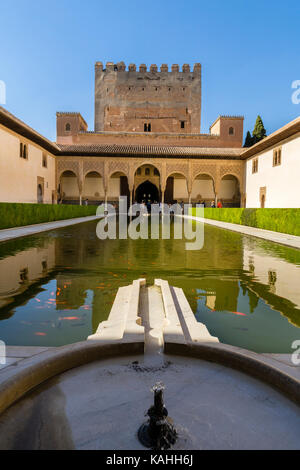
138, 382, 177, 450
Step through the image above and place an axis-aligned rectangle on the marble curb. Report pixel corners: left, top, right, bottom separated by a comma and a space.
0, 215, 101, 242
164, 341, 300, 406
0, 340, 143, 416
184, 215, 300, 250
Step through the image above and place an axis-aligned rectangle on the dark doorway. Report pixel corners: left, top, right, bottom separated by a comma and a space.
135, 181, 159, 203
164, 176, 174, 204
37, 184, 43, 204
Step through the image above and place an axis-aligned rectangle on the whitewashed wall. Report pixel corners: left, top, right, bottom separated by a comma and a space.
245, 133, 300, 208
0, 126, 56, 204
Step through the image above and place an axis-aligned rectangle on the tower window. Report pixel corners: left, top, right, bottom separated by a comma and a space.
180, 121, 185, 129
65, 123, 71, 132
145, 168, 150, 176
229, 127, 234, 135
144, 123, 151, 132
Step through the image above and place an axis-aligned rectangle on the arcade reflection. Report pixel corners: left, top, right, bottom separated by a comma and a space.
0, 220, 299, 352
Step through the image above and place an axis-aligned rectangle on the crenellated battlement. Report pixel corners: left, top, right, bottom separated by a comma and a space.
95, 61, 201, 73
95, 60, 202, 133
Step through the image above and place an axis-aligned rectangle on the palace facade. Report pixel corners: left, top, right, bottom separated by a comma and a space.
0, 62, 299, 208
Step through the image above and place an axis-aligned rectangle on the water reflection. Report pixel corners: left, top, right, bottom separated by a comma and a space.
0, 220, 299, 352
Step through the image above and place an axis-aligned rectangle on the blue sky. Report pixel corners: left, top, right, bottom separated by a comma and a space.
1, 0, 299, 141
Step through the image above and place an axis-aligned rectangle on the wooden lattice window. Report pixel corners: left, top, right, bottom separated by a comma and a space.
252, 158, 258, 174
273, 147, 282, 166
42, 153, 47, 168
20, 143, 28, 159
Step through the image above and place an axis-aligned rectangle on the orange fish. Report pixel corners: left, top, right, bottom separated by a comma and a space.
232, 311, 247, 316
35, 332, 46, 336
59, 316, 80, 321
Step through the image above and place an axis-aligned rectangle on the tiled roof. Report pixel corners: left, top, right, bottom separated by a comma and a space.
240, 116, 300, 159
57, 143, 243, 158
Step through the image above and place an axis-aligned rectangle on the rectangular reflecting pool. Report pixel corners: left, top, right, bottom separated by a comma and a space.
0, 219, 299, 353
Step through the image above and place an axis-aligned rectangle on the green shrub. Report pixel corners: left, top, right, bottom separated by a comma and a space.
190, 207, 300, 236
0, 203, 97, 230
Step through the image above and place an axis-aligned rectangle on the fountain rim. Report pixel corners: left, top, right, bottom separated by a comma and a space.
0, 339, 299, 417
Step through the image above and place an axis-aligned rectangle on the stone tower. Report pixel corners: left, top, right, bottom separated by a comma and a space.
94, 62, 202, 133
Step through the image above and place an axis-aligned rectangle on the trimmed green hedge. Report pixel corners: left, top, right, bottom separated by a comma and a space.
190, 208, 300, 236
0, 203, 97, 230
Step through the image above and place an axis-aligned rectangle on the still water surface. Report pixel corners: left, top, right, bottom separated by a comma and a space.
0, 220, 299, 352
